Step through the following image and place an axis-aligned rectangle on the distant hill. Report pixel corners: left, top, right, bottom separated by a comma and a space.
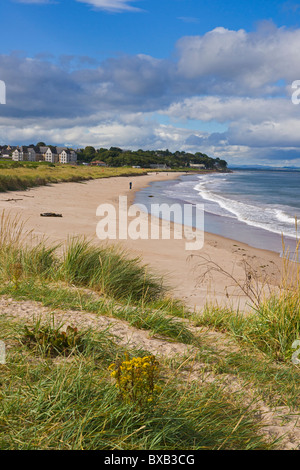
229, 164, 300, 171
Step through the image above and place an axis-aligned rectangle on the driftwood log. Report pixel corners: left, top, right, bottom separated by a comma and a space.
40, 213, 63, 217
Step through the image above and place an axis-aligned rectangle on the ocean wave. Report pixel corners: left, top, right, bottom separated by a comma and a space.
274, 209, 298, 225
193, 180, 298, 238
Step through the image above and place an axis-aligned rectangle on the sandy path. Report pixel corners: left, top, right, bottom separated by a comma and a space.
1, 295, 299, 450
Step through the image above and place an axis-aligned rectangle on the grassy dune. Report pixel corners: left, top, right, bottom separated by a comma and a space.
0, 161, 151, 192
0, 213, 299, 450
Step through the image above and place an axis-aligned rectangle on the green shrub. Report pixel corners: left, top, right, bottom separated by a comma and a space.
21, 321, 86, 357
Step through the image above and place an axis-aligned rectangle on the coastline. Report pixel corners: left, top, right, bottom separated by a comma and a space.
0, 171, 284, 311
134, 171, 299, 255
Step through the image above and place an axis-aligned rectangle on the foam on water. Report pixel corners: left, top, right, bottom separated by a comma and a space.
134, 170, 300, 253
192, 173, 299, 238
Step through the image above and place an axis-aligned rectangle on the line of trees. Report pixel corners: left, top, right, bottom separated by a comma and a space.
1, 143, 228, 170
77, 147, 227, 170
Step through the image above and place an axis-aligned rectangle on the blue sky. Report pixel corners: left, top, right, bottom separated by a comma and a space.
1, 0, 300, 165
2, 1, 299, 60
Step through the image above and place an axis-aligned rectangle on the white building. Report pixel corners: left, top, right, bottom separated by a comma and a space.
189, 163, 206, 169
59, 149, 70, 164
57, 147, 77, 164
12, 146, 36, 162
12, 148, 23, 161
12, 145, 77, 164
44, 147, 58, 163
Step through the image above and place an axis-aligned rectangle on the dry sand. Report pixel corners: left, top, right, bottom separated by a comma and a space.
0, 172, 285, 312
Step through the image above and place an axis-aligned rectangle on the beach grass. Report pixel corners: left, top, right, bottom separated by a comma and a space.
60, 237, 165, 303
0, 213, 195, 344
0, 163, 152, 192
195, 290, 300, 364
0, 279, 197, 346
0, 212, 300, 449
194, 241, 300, 364
192, 235, 300, 364
0, 213, 165, 303
0, 316, 271, 450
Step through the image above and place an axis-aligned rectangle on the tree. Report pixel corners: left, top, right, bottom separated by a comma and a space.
216, 159, 227, 169
84, 146, 96, 155
73, 145, 227, 169
82, 146, 97, 162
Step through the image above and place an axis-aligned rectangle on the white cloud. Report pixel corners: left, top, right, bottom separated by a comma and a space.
227, 119, 300, 148
75, 0, 143, 13
2, 24, 300, 164
14, 0, 56, 4
176, 24, 300, 94
15, 0, 142, 9
164, 96, 298, 124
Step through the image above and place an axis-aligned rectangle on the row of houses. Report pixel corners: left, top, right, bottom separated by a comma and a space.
8, 145, 77, 164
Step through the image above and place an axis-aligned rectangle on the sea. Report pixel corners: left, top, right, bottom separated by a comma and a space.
134, 169, 300, 256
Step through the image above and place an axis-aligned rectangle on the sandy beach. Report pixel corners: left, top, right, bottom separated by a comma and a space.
0, 172, 284, 312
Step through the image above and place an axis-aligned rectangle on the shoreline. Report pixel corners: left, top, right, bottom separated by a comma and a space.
133, 171, 298, 256
127, 172, 284, 256
0, 171, 284, 311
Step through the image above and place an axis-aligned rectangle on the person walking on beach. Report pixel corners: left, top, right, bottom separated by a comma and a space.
129, 182, 132, 190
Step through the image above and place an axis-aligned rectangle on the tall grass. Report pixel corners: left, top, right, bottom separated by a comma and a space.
60, 238, 164, 303
281, 228, 300, 289
195, 238, 300, 363
197, 294, 300, 363
0, 212, 297, 449
0, 164, 151, 192
0, 318, 270, 450
247, 290, 300, 362
244, 236, 300, 362
0, 213, 199, 345
0, 212, 164, 304
0, 212, 58, 284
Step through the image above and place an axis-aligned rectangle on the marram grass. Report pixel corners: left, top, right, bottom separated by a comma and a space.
0, 164, 151, 192
0, 213, 299, 449
194, 236, 300, 364
0, 213, 164, 304
0, 212, 195, 344
0, 317, 271, 450
195, 292, 300, 364
60, 237, 165, 303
